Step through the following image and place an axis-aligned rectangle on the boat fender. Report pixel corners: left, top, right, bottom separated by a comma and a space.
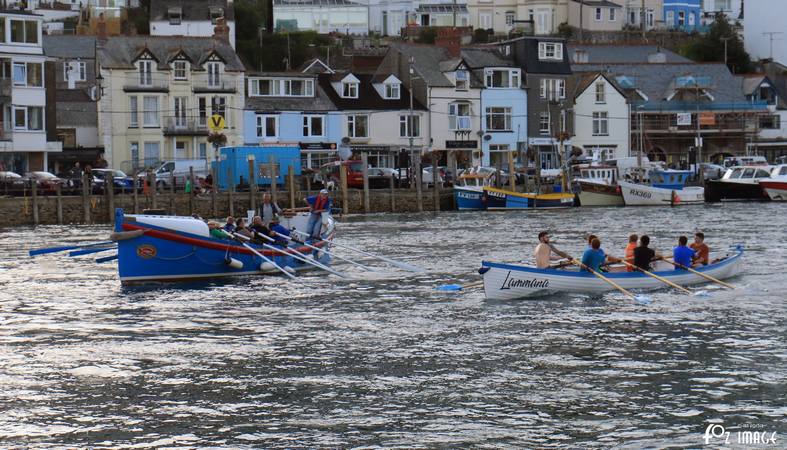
478, 267, 490, 275
225, 257, 243, 270
110, 229, 145, 242
260, 262, 276, 272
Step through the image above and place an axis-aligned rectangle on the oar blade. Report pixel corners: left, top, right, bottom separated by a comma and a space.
436, 284, 464, 291
29, 245, 80, 256
96, 254, 119, 263
69, 246, 117, 257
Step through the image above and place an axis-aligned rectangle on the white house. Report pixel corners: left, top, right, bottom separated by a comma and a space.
273, 0, 370, 35
0, 10, 62, 173
701, 0, 741, 26
571, 72, 630, 161
150, 0, 236, 49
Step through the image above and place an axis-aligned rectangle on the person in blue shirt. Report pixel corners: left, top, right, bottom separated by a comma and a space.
672, 235, 696, 270
269, 215, 290, 246
581, 238, 620, 272
304, 189, 332, 240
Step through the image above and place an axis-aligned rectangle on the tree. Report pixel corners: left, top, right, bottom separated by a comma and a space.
682, 13, 752, 73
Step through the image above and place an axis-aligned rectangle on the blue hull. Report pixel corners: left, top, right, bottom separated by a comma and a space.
454, 187, 485, 210
483, 187, 576, 209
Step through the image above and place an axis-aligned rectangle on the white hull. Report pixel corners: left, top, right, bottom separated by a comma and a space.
576, 185, 624, 207
481, 250, 743, 300
760, 179, 787, 201
618, 181, 705, 206
763, 187, 787, 201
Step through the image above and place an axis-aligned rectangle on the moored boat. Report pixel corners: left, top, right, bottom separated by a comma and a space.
619, 170, 704, 206
482, 186, 576, 209
758, 164, 787, 201
574, 164, 624, 207
480, 248, 743, 300
453, 170, 495, 210
705, 166, 772, 202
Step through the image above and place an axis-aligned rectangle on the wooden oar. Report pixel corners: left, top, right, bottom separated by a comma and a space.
274, 232, 377, 272
236, 231, 346, 278
659, 258, 735, 289
436, 280, 484, 291
68, 246, 117, 257
96, 254, 118, 263
548, 244, 637, 300
29, 241, 114, 257
292, 230, 424, 273
232, 236, 296, 280
612, 257, 692, 294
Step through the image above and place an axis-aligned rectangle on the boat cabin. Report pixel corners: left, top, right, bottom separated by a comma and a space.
721, 166, 773, 183
575, 165, 618, 185
769, 164, 787, 178
649, 169, 692, 190
456, 167, 497, 187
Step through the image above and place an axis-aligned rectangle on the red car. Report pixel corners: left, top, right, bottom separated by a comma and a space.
25, 171, 67, 194
319, 160, 365, 188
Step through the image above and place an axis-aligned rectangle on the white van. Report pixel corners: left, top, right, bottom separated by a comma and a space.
151, 159, 209, 188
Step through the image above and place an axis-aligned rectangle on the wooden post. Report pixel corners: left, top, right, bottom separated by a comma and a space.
132, 169, 139, 214
55, 182, 63, 224
148, 170, 157, 209
82, 172, 91, 224
228, 166, 234, 217
169, 170, 176, 215
415, 154, 423, 212
288, 164, 296, 209
107, 172, 115, 223
305, 172, 311, 197
389, 174, 395, 212
361, 152, 370, 213
340, 163, 348, 214
31, 177, 39, 225
188, 166, 195, 216
508, 151, 516, 192
247, 158, 256, 213
432, 153, 439, 213
269, 155, 278, 205
211, 165, 217, 219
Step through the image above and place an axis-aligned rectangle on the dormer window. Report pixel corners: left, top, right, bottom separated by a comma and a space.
285, 79, 313, 96
538, 42, 563, 61
168, 7, 182, 25
210, 7, 224, 24
173, 61, 187, 80
207, 62, 221, 87
139, 60, 153, 86
342, 80, 358, 98
384, 82, 400, 99
485, 69, 520, 88
455, 70, 468, 90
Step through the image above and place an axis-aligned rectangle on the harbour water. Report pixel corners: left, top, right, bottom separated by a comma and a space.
1, 204, 785, 448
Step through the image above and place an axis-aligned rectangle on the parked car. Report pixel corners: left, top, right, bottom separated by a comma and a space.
143, 159, 210, 188
25, 171, 67, 194
319, 160, 365, 189
0, 171, 25, 195
92, 169, 137, 194
700, 163, 725, 181
366, 168, 397, 189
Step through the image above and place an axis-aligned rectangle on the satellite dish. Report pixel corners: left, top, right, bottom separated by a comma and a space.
338, 143, 352, 161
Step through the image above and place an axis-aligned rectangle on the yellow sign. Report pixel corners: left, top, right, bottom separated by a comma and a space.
208, 114, 226, 132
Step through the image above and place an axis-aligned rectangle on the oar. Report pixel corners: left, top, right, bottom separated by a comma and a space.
275, 232, 377, 272
68, 246, 117, 257
436, 280, 484, 291
659, 258, 735, 289
612, 257, 692, 294
548, 244, 637, 300
293, 230, 424, 273
29, 241, 114, 257
231, 234, 296, 280
96, 254, 118, 263
249, 232, 347, 278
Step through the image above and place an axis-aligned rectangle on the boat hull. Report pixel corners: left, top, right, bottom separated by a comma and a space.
705, 180, 769, 202
618, 181, 705, 206
454, 186, 485, 210
760, 180, 787, 201
481, 250, 743, 300
577, 181, 624, 207
483, 187, 576, 209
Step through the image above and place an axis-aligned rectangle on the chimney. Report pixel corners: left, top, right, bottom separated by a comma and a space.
435, 27, 461, 58
213, 17, 230, 42
96, 12, 107, 42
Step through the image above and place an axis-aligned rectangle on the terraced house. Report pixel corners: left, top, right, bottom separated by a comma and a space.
96, 33, 245, 173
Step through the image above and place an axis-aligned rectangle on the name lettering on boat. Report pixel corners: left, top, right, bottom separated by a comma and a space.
500, 270, 549, 290
487, 190, 506, 199
458, 192, 480, 199
629, 188, 652, 199
136, 244, 157, 259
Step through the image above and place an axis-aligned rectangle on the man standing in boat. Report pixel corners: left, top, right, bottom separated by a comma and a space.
534, 231, 563, 269
305, 189, 332, 240
259, 192, 282, 226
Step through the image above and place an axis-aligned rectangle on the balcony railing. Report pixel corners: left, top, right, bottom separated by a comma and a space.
163, 116, 209, 136
123, 79, 170, 93
192, 80, 237, 93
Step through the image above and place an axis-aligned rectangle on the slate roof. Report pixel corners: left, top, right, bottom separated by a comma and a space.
572, 72, 629, 100
573, 63, 754, 109
56, 90, 97, 127
43, 35, 96, 59
317, 73, 427, 110
150, 0, 234, 22
497, 36, 572, 75
97, 36, 244, 71
387, 43, 454, 87
738, 74, 766, 96
568, 44, 691, 65
461, 48, 515, 69
244, 76, 337, 113
569, 0, 622, 7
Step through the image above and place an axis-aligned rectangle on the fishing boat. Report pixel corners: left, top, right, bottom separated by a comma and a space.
453, 169, 495, 210
111, 208, 335, 284
705, 166, 772, 202
618, 169, 704, 206
479, 247, 743, 300
574, 164, 623, 207
759, 164, 787, 201
482, 186, 576, 209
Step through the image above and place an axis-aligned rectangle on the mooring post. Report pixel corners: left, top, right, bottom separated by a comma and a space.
82, 172, 91, 224
228, 166, 234, 217
211, 165, 217, 219
389, 175, 396, 212
340, 163, 349, 214
269, 155, 278, 205
361, 152, 370, 213
31, 177, 39, 226
148, 170, 157, 209
288, 165, 296, 209
247, 157, 256, 214
415, 154, 423, 212
169, 170, 176, 215
508, 151, 516, 192
107, 172, 115, 223
432, 154, 439, 213
132, 169, 139, 214
55, 182, 63, 224
188, 166, 195, 216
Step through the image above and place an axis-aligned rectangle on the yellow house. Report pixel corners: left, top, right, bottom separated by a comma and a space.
96, 35, 245, 172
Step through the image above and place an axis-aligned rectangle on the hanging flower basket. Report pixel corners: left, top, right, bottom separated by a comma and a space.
207, 133, 227, 146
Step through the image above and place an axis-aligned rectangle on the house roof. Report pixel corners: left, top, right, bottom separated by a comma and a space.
150, 0, 234, 22
568, 44, 692, 64
43, 35, 97, 59
738, 74, 766, 96
56, 90, 97, 127
572, 72, 628, 100
569, 0, 622, 7
461, 47, 515, 69
387, 43, 455, 87
416, 4, 468, 13
317, 73, 427, 111
244, 80, 337, 113
97, 36, 244, 71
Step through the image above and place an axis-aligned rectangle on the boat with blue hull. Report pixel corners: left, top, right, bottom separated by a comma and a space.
482, 186, 576, 209
113, 209, 334, 284
453, 170, 495, 210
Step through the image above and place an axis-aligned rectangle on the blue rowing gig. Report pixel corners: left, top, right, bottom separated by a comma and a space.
480, 248, 743, 300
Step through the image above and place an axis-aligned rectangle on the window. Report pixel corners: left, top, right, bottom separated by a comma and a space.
384, 83, 400, 99
347, 115, 368, 138
479, 12, 492, 29
139, 60, 152, 86
199, 143, 207, 159
678, 11, 685, 26
174, 97, 187, 127
303, 115, 324, 136
173, 61, 187, 80
717, 0, 731, 11
538, 42, 563, 60
284, 79, 313, 96
12, 62, 25, 86
10, 20, 38, 44
13, 62, 42, 87
540, 78, 565, 100
0, 18, 5, 44
485, 107, 512, 131
198, 97, 207, 126
169, 7, 182, 25
342, 81, 358, 98
528, 9, 534, 22
485, 69, 520, 88
130, 142, 139, 168
252, 79, 281, 96
760, 115, 781, 129
688, 12, 695, 26
455, 70, 468, 90
647, 9, 654, 27
256, 115, 277, 139
64, 61, 87, 82
142, 96, 159, 127
592, 112, 609, 136
399, 115, 420, 137
609, 8, 616, 21
207, 62, 221, 87
595, 82, 606, 103
539, 112, 550, 135
595, 8, 602, 21
666, 10, 674, 25
489, 144, 511, 167
12, 106, 43, 131
144, 142, 160, 162
129, 96, 138, 128
211, 96, 226, 120
449, 103, 471, 130
505, 11, 515, 26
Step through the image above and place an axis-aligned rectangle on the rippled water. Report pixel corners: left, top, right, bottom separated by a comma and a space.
1, 204, 786, 448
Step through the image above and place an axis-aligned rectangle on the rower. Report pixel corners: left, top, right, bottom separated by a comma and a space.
633, 235, 659, 271
223, 216, 236, 233
269, 215, 290, 246
581, 238, 620, 272
248, 216, 271, 245
586, 234, 598, 250
690, 232, 709, 266
534, 231, 562, 269
672, 236, 696, 271
624, 234, 638, 272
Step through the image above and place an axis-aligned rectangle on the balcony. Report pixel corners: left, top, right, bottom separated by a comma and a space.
123, 80, 170, 93
193, 80, 237, 94
163, 117, 209, 136
0, 78, 10, 99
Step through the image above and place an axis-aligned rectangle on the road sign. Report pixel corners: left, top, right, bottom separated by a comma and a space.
208, 114, 226, 132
